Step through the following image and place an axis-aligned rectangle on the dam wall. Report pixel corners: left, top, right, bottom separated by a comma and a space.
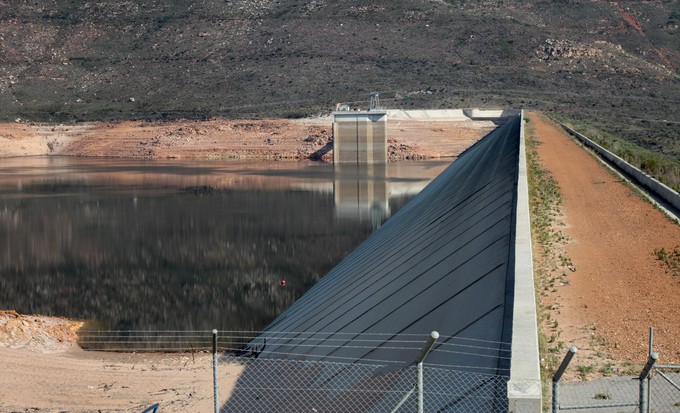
227, 112, 541, 412
387, 109, 522, 121
387, 109, 470, 121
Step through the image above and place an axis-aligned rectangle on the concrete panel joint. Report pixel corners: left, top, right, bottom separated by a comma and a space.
508, 379, 543, 412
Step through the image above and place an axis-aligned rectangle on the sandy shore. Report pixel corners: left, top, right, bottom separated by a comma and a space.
0, 311, 242, 412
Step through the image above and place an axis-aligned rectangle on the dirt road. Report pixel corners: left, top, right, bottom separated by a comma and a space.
528, 113, 680, 369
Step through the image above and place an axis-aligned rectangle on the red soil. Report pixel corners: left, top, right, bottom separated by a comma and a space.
529, 113, 680, 368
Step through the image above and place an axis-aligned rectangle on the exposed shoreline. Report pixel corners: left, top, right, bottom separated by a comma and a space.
0, 116, 495, 161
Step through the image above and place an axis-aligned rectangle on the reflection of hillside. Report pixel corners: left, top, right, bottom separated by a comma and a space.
0, 158, 444, 331
0, 157, 337, 190
0, 187, 394, 331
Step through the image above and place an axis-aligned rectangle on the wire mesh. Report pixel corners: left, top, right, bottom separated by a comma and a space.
77, 329, 512, 411
220, 330, 513, 374
218, 356, 508, 413
557, 377, 638, 412
78, 330, 262, 352
420, 365, 509, 412
650, 367, 680, 413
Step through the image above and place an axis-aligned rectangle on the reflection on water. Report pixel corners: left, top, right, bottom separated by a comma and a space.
334, 165, 390, 226
0, 157, 449, 331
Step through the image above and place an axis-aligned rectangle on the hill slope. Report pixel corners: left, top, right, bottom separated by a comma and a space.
1, 0, 679, 157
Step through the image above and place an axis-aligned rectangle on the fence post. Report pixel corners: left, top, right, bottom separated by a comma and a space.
416, 331, 439, 413
389, 331, 439, 413
639, 352, 658, 413
648, 327, 653, 413
552, 346, 577, 413
213, 329, 219, 413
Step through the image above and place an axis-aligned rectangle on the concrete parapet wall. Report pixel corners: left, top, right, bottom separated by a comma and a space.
508, 110, 542, 412
464, 108, 522, 120
387, 109, 469, 121
387, 108, 522, 121
555, 120, 680, 213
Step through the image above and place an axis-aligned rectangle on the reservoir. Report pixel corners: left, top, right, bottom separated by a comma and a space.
0, 157, 449, 332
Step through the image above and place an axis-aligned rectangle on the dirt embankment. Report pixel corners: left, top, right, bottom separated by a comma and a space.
528, 113, 680, 378
0, 311, 242, 412
0, 310, 81, 353
0, 117, 494, 161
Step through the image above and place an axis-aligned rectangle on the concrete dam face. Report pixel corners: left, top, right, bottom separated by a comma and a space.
224, 116, 538, 412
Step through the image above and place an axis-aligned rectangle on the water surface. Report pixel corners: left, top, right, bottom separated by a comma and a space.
0, 157, 449, 331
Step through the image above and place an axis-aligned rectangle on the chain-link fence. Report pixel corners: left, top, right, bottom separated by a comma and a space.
649, 365, 680, 413
218, 357, 508, 413
551, 342, 680, 413
556, 376, 639, 412
77, 328, 680, 412
215, 330, 512, 412
80, 329, 512, 412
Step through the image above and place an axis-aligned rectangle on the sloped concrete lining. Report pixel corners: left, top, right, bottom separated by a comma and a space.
259, 119, 520, 365
225, 113, 542, 412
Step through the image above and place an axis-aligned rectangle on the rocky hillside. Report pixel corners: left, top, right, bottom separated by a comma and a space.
1, 0, 679, 157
